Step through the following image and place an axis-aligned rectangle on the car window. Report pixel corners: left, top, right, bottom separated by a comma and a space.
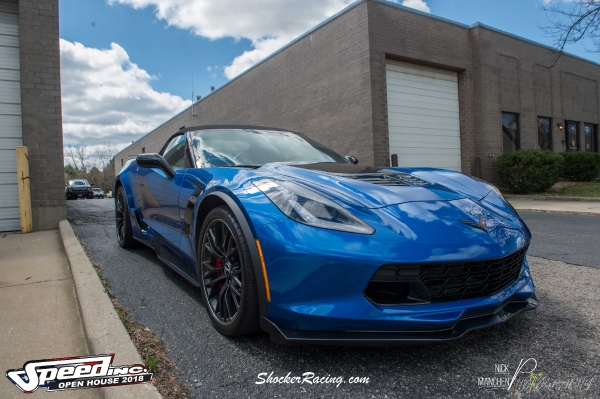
70, 180, 88, 186
189, 129, 348, 167
162, 135, 187, 170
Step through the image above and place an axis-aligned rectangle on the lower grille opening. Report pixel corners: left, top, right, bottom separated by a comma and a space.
365, 281, 431, 305
366, 245, 528, 304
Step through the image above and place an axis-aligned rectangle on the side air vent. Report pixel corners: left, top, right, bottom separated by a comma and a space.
336, 173, 430, 187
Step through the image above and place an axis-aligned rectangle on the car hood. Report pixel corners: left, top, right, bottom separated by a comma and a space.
259, 163, 491, 209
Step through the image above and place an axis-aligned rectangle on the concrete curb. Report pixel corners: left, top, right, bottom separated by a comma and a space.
59, 220, 163, 399
504, 194, 600, 202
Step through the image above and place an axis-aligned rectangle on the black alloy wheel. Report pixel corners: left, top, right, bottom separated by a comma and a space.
199, 206, 260, 336
115, 187, 136, 248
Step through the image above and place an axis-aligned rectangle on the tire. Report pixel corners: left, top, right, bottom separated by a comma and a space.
115, 186, 136, 248
198, 206, 260, 336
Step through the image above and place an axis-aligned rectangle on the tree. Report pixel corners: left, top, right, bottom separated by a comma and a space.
64, 143, 89, 172
94, 143, 119, 170
64, 164, 77, 178
542, 0, 600, 58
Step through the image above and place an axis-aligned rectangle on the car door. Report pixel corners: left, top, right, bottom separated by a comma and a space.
138, 134, 187, 251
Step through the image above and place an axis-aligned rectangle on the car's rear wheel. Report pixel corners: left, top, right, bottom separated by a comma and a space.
198, 206, 260, 336
115, 186, 136, 248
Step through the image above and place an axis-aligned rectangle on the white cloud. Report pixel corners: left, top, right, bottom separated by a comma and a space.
401, 0, 430, 13
206, 66, 212, 72
109, 0, 358, 78
60, 39, 191, 147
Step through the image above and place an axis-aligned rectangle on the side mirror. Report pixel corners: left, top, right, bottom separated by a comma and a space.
345, 155, 358, 165
136, 153, 176, 178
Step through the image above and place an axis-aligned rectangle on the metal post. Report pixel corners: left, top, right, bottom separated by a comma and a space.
16, 146, 32, 233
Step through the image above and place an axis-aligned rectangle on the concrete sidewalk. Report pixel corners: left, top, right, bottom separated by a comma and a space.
0, 230, 98, 399
507, 197, 600, 215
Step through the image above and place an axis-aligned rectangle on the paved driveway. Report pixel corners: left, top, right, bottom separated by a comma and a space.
68, 199, 600, 398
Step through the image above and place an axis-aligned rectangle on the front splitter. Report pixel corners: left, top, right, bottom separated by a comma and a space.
261, 295, 538, 347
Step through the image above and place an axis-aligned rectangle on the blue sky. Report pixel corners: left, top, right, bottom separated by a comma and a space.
58, 0, 597, 149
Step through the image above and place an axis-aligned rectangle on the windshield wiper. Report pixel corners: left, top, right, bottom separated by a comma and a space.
219, 165, 261, 169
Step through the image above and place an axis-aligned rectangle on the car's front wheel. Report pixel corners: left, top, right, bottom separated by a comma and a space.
198, 206, 260, 336
115, 186, 136, 248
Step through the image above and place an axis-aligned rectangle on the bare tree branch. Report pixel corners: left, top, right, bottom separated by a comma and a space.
64, 144, 80, 169
541, 0, 600, 65
64, 143, 89, 172
93, 143, 119, 169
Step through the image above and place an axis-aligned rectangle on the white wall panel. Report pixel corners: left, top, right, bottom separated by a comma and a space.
386, 60, 461, 172
0, 7, 22, 231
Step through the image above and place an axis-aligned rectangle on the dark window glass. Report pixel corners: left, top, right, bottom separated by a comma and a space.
566, 121, 579, 151
502, 112, 520, 153
537, 117, 552, 151
142, 147, 145, 153
584, 124, 597, 152
162, 134, 187, 169
189, 129, 348, 168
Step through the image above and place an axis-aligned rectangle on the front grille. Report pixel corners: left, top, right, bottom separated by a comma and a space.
369, 246, 528, 303
336, 172, 430, 187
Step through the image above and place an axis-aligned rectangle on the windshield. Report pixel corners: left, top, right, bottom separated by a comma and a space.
70, 180, 89, 186
189, 129, 349, 168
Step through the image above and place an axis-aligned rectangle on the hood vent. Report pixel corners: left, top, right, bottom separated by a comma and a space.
335, 173, 430, 187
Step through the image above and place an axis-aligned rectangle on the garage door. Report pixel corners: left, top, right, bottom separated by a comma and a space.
386, 60, 461, 171
0, 1, 22, 232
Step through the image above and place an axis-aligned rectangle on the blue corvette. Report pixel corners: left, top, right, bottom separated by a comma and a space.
115, 125, 537, 345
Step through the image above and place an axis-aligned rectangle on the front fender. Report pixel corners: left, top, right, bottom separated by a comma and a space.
193, 189, 272, 320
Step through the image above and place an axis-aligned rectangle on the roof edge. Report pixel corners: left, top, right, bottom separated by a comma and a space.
369, 0, 470, 29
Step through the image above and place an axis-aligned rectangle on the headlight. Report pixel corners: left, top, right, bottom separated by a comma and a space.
88, 187, 92, 191
253, 179, 375, 234
67, 188, 73, 192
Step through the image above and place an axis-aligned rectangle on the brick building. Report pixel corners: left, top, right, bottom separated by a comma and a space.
0, 0, 64, 232
115, 0, 600, 182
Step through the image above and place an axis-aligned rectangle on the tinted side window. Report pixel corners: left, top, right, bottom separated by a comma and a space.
162, 135, 187, 170
501, 112, 520, 154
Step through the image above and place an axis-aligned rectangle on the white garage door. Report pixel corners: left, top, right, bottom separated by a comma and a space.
0, 1, 22, 232
386, 60, 461, 171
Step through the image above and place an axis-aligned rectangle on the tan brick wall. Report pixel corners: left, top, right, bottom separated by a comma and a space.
472, 26, 600, 181
18, 0, 66, 230
366, 1, 475, 173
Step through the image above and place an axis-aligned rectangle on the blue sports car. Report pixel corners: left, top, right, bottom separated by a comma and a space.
115, 125, 537, 345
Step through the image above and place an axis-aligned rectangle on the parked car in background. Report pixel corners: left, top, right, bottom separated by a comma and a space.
92, 188, 105, 199
65, 179, 94, 200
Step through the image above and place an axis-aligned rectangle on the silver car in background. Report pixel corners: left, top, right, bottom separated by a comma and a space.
92, 188, 104, 199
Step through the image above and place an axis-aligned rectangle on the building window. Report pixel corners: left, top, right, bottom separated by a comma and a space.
584, 124, 597, 152
565, 121, 579, 151
537, 117, 552, 151
502, 112, 520, 153
142, 147, 146, 153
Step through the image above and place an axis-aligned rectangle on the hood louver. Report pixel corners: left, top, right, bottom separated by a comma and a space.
333, 173, 430, 187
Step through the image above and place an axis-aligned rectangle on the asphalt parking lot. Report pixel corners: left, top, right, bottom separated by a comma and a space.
68, 199, 600, 399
